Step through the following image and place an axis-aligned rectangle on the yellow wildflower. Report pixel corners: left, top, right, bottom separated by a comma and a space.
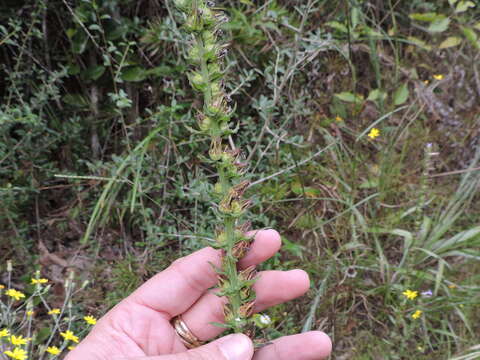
83, 315, 97, 325
423, 80, 429, 85
4, 348, 27, 360
10, 335, 29, 346
48, 308, 61, 315
31, 278, 48, 285
46, 346, 61, 355
448, 284, 457, 289
0, 329, 10, 337
60, 330, 79, 343
67, 346, 75, 351
412, 310, 422, 319
5, 289, 25, 301
0, 284, 5, 289
433, 74, 444, 80
26, 311, 34, 317
335, 115, 343, 122
402, 289, 418, 300
368, 128, 380, 139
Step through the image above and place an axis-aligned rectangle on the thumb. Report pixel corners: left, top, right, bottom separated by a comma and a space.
150, 334, 254, 360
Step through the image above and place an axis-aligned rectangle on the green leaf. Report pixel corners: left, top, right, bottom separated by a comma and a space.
34, 327, 51, 344
121, 67, 147, 82
407, 36, 432, 51
65, 28, 76, 39
325, 21, 348, 33
439, 36, 462, 48
367, 89, 381, 101
71, 29, 88, 54
334, 91, 364, 103
409, 12, 439, 22
455, 0, 475, 13
393, 84, 409, 105
62, 94, 89, 108
448, 0, 458, 4
83, 65, 106, 81
428, 18, 450, 33
67, 63, 80, 75
360, 179, 378, 189
461, 26, 480, 49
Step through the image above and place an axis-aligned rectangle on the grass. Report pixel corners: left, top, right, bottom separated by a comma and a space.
1, 0, 480, 358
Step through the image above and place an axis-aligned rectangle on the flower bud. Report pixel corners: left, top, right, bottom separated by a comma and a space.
188, 71, 206, 92
199, 116, 212, 132
209, 138, 223, 161
173, 0, 192, 12
215, 231, 227, 246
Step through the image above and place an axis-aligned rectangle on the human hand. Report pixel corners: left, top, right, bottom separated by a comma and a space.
65, 229, 332, 360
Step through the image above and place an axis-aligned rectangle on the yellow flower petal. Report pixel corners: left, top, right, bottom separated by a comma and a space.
10, 335, 29, 346
60, 330, 79, 343
367, 128, 380, 139
4, 347, 28, 360
5, 289, 26, 301
412, 310, 422, 319
48, 308, 61, 315
31, 278, 49, 285
46, 346, 61, 355
83, 315, 97, 325
402, 289, 418, 300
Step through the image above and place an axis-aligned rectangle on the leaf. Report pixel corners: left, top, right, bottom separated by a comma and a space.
367, 89, 381, 101
360, 179, 378, 189
428, 18, 450, 33
34, 327, 51, 344
334, 91, 364, 103
409, 12, 439, 22
407, 36, 432, 51
448, 0, 458, 4
71, 29, 88, 54
393, 84, 409, 105
325, 21, 348, 33
439, 36, 462, 48
82, 65, 106, 81
455, 0, 475, 13
121, 67, 147, 82
62, 94, 89, 108
461, 26, 480, 49
65, 28, 76, 39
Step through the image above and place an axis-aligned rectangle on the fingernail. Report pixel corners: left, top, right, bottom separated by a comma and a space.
218, 334, 253, 360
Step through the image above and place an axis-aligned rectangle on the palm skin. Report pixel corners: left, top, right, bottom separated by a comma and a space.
65, 230, 332, 360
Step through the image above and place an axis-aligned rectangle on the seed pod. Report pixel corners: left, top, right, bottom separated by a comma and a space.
239, 301, 255, 317
232, 240, 251, 259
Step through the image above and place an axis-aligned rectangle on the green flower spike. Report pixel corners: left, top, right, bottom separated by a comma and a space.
174, 0, 259, 338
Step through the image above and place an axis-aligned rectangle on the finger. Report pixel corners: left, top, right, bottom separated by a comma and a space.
238, 229, 281, 269
125, 230, 281, 318
253, 332, 332, 360
182, 269, 310, 341
123, 334, 254, 360
126, 247, 221, 319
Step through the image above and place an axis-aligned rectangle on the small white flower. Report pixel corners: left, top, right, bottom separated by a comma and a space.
235, 317, 242, 323
259, 314, 271, 325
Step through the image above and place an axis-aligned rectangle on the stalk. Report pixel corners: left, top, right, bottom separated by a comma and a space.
174, 0, 257, 336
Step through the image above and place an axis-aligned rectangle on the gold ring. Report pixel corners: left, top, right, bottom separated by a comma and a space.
172, 315, 205, 349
